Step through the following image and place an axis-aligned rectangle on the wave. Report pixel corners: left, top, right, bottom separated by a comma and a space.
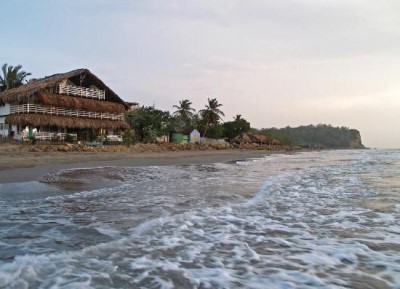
1, 150, 399, 288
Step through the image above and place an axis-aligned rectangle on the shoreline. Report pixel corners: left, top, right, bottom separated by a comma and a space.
0, 149, 287, 183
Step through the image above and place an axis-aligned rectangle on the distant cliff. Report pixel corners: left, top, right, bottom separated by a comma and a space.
260, 124, 365, 148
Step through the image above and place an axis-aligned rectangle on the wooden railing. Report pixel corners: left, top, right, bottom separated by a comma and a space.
10, 104, 124, 121
34, 132, 77, 141
33, 132, 52, 141
56, 83, 105, 100
106, 134, 123, 142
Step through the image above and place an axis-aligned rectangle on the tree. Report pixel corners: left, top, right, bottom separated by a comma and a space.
260, 124, 364, 148
223, 114, 251, 140
199, 98, 225, 137
172, 99, 195, 121
191, 113, 206, 135
172, 99, 195, 133
207, 124, 224, 139
125, 106, 171, 143
259, 128, 292, 146
0, 64, 31, 90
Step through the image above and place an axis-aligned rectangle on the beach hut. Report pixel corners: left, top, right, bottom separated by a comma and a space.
271, 139, 281, 146
250, 134, 268, 145
232, 132, 268, 145
189, 129, 201, 144
172, 133, 188, 144
0, 68, 131, 141
231, 132, 253, 145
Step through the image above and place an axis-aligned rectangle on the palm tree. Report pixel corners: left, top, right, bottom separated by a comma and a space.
0, 64, 31, 90
199, 98, 225, 137
234, 114, 242, 122
172, 99, 195, 121
172, 99, 196, 133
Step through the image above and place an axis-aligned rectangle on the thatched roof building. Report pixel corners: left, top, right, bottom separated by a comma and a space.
0, 69, 128, 107
232, 132, 253, 143
0, 68, 131, 139
6, 114, 129, 130
232, 132, 268, 144
36, 91, 126, 114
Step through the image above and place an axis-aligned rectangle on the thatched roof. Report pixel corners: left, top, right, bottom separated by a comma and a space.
232, 132, 253, 143
251, 134, 268, 143
232, 132, 268, 144
0, 68, 129, 108
36, 91, 125, 113
5, 114, 129, 130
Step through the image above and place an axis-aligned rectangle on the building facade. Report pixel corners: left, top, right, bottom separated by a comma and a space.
0, 69, 130, 141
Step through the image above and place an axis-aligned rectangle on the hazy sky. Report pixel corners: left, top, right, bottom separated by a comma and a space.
2, 0, 400, 148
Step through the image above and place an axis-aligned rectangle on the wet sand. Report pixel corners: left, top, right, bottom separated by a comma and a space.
0, 149, 279, 183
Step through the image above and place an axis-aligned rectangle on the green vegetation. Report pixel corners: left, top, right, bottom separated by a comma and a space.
122, 129, 135, 146
125, 106, 170, 143
172, 99, 195, 133
0, 64, 31, 90
199, 98, 225, 137
223, 115, 251, 141
206, 124, 225, 139
125, 98, 235, 141
260, 125, 364, 148
64, 134, 76, 144
124, 99, 363, 148
0, 62, 362, 147
257, 128, 292, 146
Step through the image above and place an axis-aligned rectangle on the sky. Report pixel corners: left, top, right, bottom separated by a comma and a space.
1, 0, 400, 148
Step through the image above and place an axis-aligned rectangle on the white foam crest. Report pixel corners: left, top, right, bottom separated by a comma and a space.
149, 276, 174, 289
44, 183, 131, 202
0, 265, 23, 287
1, 149, 400, 288
93, 224, 121, 238
236, 158, 260, 166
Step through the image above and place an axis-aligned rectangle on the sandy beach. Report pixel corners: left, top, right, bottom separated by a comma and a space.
0, 148, 277, 183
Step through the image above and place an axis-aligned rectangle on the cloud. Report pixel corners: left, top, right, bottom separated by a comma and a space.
2, 0, 400, 147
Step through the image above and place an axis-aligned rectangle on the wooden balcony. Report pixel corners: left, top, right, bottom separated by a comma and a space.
34, 132, 78, 141
56, 83, 105, 100
10, 104, 124, 121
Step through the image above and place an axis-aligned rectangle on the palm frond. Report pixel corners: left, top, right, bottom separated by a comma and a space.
0, 63, 31, 89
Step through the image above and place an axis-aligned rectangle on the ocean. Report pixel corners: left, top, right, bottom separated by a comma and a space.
0, 149, 399, 288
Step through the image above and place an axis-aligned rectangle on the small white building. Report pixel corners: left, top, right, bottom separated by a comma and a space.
0, 103, 11, 138
189, 129, 201, 144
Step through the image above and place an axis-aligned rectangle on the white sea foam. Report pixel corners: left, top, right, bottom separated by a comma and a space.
0, 150, 399, 288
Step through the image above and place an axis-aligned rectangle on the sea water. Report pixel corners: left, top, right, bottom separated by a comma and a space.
0, 149, 399, 288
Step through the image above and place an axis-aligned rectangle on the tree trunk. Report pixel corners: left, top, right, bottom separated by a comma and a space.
203, 123, 209, 138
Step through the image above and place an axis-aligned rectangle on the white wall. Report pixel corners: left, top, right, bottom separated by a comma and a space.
2, 123, 22, 140
0, 103, 10, 116
0, 104, 23, 139
0, 116, 7, 137
200, 137, 227, 144
0, 104, 10, 138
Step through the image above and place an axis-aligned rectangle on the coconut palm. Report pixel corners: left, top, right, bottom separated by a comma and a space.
222, 114, 251, 140
172, 99, 195, 133
0, 64, 31, 90
199, 98, 225, 137
172, 99, 195, 121
234, 114, 242, 122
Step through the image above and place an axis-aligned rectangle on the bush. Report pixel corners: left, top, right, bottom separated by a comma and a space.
207, 125, 224, 139
122, 130, 135, 146
64, 134, 76, 143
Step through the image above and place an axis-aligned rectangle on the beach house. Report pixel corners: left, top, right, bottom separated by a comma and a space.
0, 68, 130, 141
